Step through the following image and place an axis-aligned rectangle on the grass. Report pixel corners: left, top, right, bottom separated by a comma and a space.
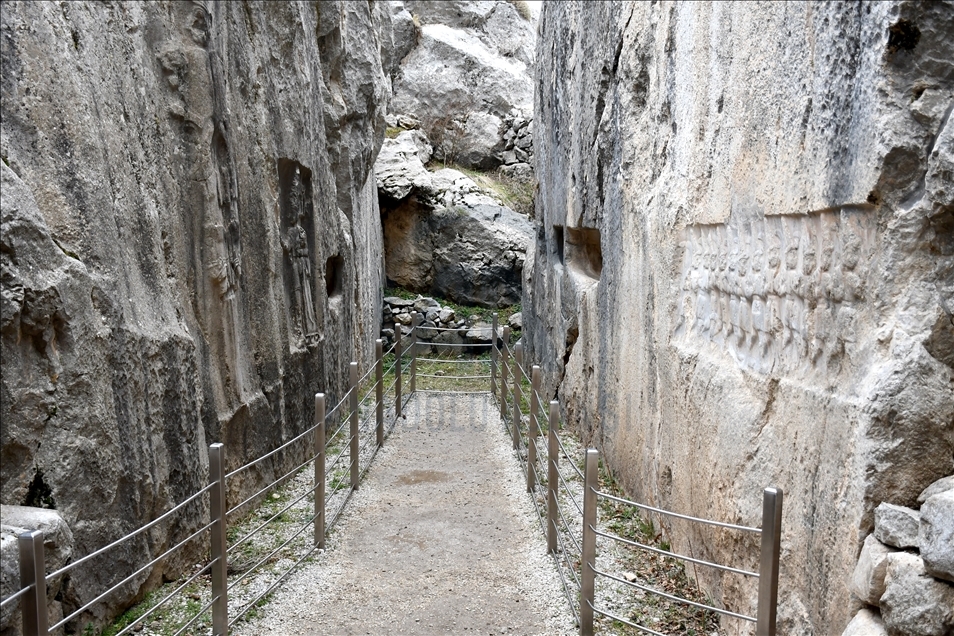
594, 461, 723, 635
427, 162, 535, 216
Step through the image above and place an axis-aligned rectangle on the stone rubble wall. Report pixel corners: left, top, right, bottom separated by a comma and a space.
381, 296, 507, 351
844, 477, 954, 635
0, 0, 390, 629
527, 1, 953, 633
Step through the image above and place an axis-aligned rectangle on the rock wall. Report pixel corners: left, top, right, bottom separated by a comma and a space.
527, 1, 953, 633
1, 0, 389, 627
388, 0, 536, 170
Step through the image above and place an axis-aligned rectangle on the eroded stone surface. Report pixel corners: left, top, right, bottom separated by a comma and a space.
874, 503, 921, 549
0, 506, 74, 635
1, 0, 390, 627
383, 203, 531, 307
881, 552, 954, 636
526, 2, 954, 632
850, 534, 896, 606
842, 608, 888, 636
919, 490, 954, 583
389, 1, 536, 169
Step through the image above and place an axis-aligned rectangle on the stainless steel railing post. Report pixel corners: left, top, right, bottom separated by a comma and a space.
349, 362, 359, 490
18, 529, 47, 636
500, 326, 510, 419
375, 339, 384, 447
528, 365, 540, 492
580, 449, 599, 636
410, 313, 421, 394
209, 443, 228, 635
315, 393, 326, 549
756, 487, 783, 636
513, 342, 523, 450
547, 401, 559, 554
395, 324, 403, 417
490, 313, 498, 397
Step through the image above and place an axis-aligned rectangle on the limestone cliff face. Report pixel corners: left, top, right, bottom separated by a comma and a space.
528, 1, 953, 632
1, 0, 389, 623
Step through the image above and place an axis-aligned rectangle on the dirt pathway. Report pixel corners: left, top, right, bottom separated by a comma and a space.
230, 392, 574, 635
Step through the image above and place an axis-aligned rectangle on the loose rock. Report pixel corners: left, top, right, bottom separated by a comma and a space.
874, 502, 922, 549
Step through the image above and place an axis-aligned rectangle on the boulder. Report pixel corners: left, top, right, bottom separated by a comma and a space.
918, 476, 954, 504
413, 297, 441, 312
433, 330, 465, 347
385, 296, 415, 308
383, 203, 532, 307
851, 534, 896, 606
874, 503, 921, 549
376, 130, 435, 200
919, 490, 954, 583
499, 162, 534, 182
389, 1, 418, 71
1, 505, 74, 635
842, 608, 888, 636
508, 312, 523, 330
466, 323, 498, 343
881, 552, 954, 636
390, 1, 535, 169
439, 308, 456, 324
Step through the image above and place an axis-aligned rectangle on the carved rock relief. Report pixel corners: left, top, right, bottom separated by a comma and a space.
674, 207, 877, 374
278, 160, 320, 348
158, 2, 251, 403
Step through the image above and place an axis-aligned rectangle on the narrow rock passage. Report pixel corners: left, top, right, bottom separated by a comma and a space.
231, 392, 574, 635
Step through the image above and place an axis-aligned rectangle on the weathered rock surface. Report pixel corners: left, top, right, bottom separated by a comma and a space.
851, 534, 896, 606
842, 608, 888, 636
526, 2, 954, 633
875, 503, 922, 549
1, 0, 390, 628
881, 552, 954, 636
383, 203, 531, 307
0, 506, 74, 635
389, 1, 536, 169
919, 490, 954, 583
918, 475, 954, 504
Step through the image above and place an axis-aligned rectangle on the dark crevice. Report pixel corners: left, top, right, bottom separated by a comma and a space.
24, 467, 56, 509
887, 20, 920, 54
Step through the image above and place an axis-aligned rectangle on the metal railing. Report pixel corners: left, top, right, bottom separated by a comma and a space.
2, 320, 425, 636
497, 341, 784, 636
4, 313, 783, 636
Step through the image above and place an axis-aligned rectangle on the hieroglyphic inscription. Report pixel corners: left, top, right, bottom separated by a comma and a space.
674, 208, 876, 373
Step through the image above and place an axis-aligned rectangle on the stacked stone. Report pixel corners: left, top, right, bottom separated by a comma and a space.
380, 296, 513, 350
843, 476, 954, 636
499, 110, 533, 182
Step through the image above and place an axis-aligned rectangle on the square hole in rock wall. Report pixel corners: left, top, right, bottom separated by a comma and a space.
565, 226, 602, 281
553, 224, 565, 264
326, 254, 344, 299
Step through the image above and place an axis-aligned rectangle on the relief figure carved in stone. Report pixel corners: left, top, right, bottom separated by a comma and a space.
280, 164, 319, 347
675, 208, 877, 375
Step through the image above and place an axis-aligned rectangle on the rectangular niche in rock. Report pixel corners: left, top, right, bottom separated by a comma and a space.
553, 224, 565, 265
325, 254, 344, 299
565, 226, 602, 281
278, 159, 319, 345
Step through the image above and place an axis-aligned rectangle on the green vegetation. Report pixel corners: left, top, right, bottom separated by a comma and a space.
426, 162, 535, 217
594, 461, 722, 635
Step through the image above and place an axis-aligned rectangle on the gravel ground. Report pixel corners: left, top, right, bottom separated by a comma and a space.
230, 392, 576, 636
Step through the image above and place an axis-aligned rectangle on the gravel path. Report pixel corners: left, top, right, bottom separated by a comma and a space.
231, 392, 575, 635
